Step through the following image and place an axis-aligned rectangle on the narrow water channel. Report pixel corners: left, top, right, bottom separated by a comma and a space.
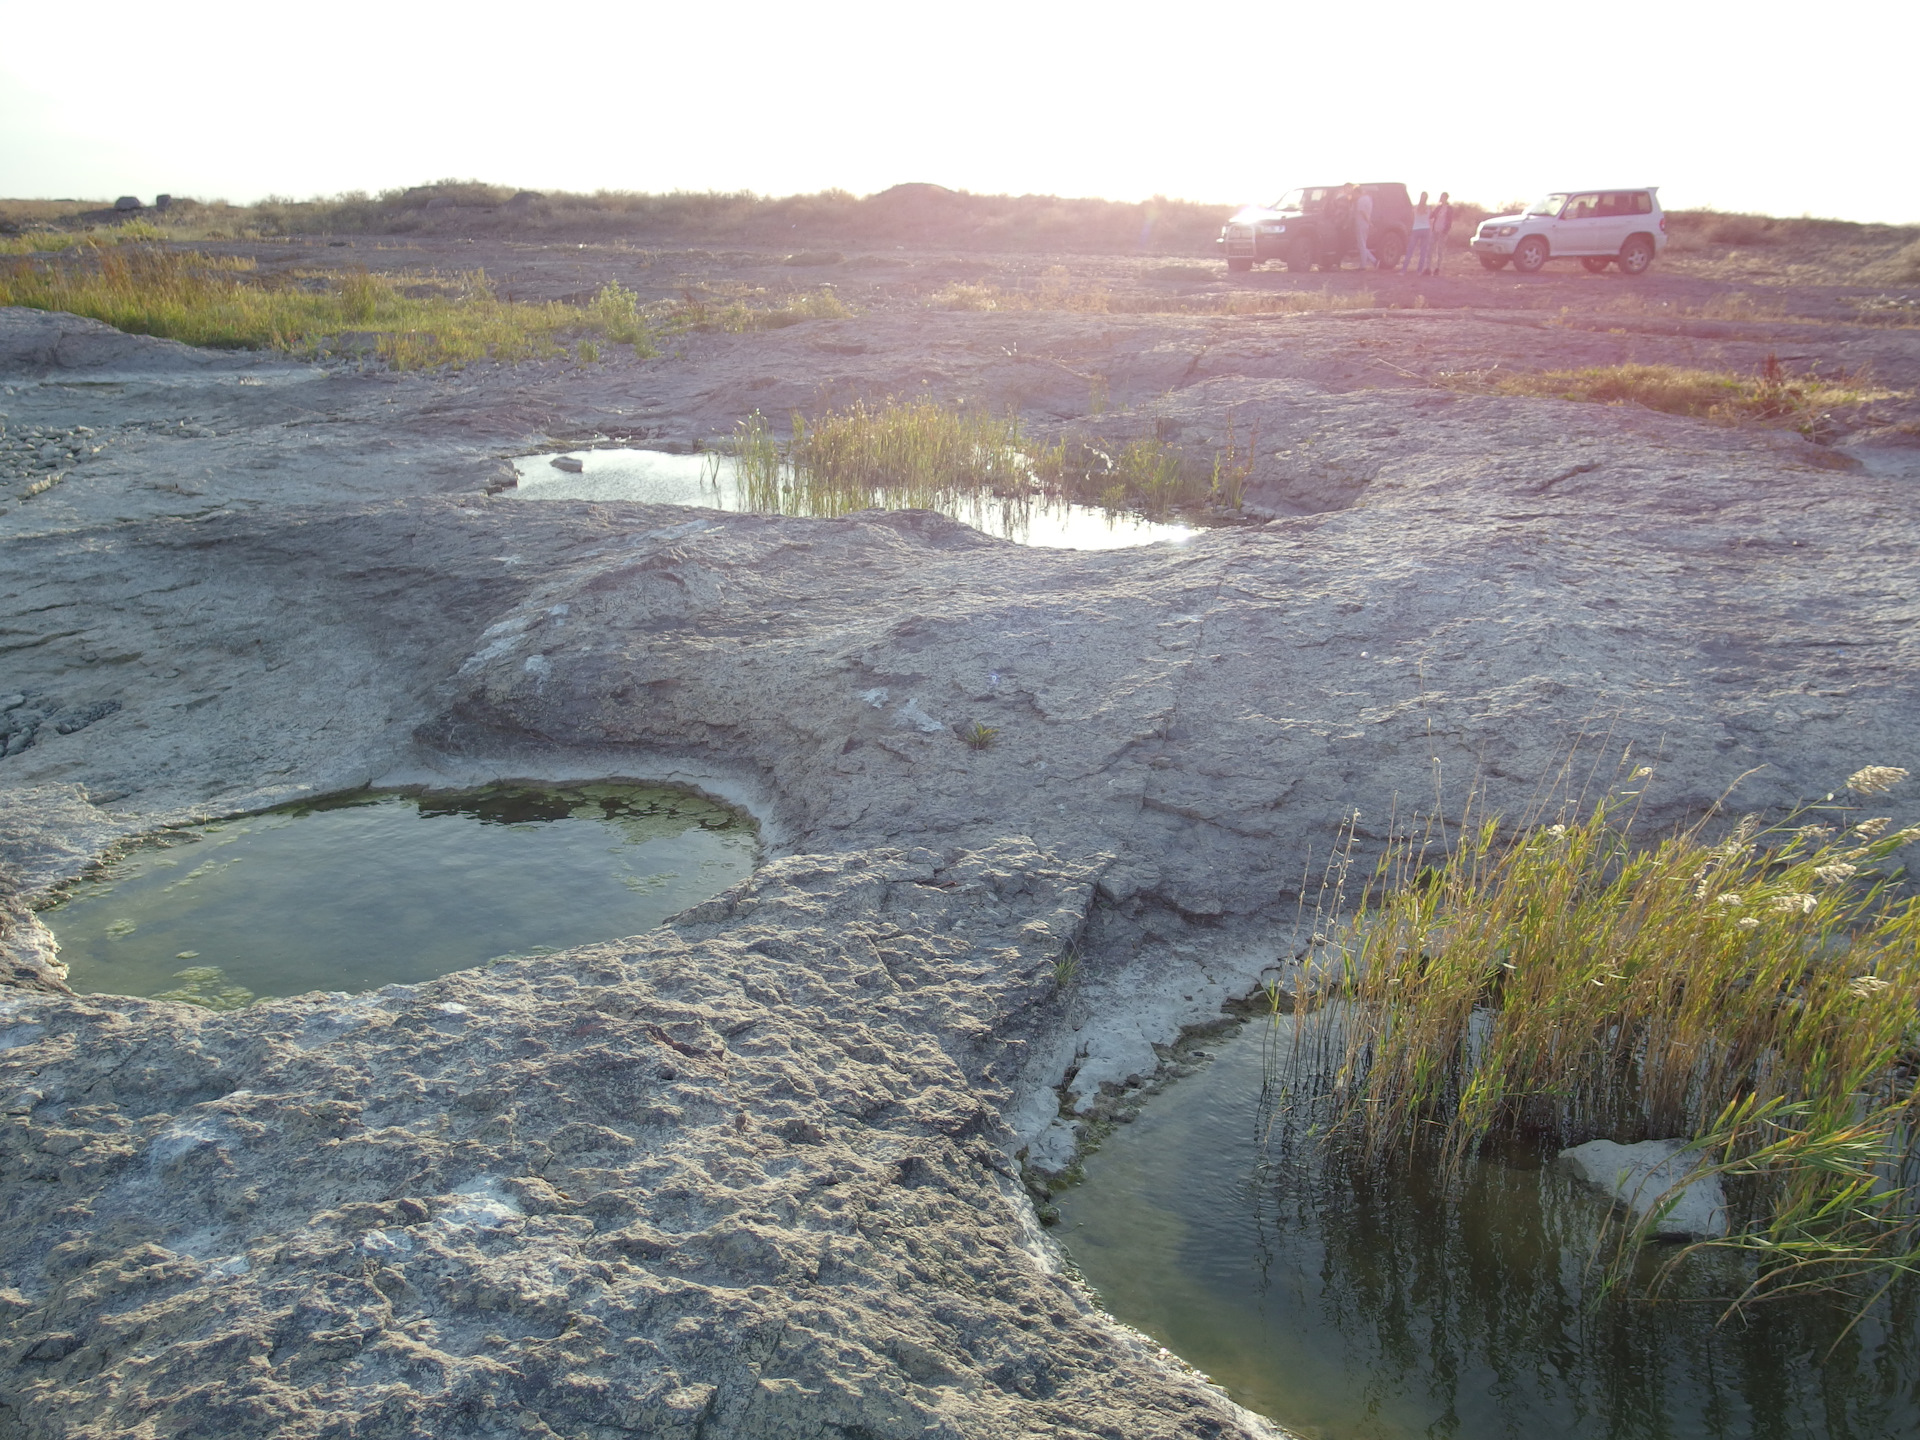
45, 783, 756, 1005
1055, 1019, 1920, 1440
510, 448, 1201, 550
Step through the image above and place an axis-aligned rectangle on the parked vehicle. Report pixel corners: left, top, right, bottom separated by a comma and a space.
1218, 184, 1413, 273
1470, 189, 1667, 275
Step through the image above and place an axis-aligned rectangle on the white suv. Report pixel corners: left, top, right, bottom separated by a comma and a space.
1470, 188, 1667, 275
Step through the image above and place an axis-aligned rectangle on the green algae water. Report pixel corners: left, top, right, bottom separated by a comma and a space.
45, 783, 756, 1005
1055, 1020, 1920, 1440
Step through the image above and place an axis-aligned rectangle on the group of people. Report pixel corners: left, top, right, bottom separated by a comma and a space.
1330, 184, 1455, 275
1399, 190, 1454, 275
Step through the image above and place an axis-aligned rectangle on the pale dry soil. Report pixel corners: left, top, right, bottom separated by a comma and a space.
1, 245, 1917, 1440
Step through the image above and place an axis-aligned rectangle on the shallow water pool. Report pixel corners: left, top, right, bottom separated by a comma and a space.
45, 783, 756, 1006
510, 448, 1200, 550
1055, 1019, 1920, 1440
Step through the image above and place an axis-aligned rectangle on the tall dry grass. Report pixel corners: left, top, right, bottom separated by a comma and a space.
1468, 356, 1897, 435
0, 246, 595, 367
1284, 762, 1920, 1311
0, 247, 861, 368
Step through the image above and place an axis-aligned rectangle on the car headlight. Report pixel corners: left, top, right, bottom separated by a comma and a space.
1259, 224, 1285, 234
1499, 226, 1518, 237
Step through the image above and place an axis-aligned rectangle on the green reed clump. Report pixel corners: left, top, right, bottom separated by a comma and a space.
1029, 432, 1249, 517
1293, 764, 1920, 1307
725, 399, 1029, 518
720, 397, 1253, 523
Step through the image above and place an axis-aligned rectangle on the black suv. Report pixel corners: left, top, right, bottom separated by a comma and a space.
1217, 184, 1414, 272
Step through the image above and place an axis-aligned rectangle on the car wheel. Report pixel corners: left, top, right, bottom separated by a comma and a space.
1374, 228, 1407, 271
1478, 254, 1510, 271
1512, 236, 1549, 274
1618, 236, 1655, 275
1227, 257, 1253, 274
1581, 256, 1612, 273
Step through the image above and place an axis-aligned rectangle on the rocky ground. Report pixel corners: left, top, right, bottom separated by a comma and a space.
1, 242, 1917, 1438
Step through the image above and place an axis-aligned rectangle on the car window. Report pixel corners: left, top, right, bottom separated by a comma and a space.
1275, 188, 1324, 211
1632, 191, 1653, 214
1566, 193, 1601, 220
1527, 194, 1569, 217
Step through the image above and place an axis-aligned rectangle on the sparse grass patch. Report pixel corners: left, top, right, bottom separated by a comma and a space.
929, 273, 1373, 317
657, 284, 853, 333
1864, 238, 1920, 285
1287, 765, 1920, 1312
1585, 291, 1793, 324
960, 722, 999, 750
1470, 356, 1895, 435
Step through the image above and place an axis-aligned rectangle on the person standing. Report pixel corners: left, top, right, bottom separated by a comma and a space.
1401, 191, 1432, 275
1353, 185, 1377, 270
1322, 186, 1353, 269
1425, 192, 1454, 275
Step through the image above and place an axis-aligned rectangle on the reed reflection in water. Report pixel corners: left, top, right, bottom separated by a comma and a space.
510, 448, 1199, 551
1054, 1017, 1920, 1440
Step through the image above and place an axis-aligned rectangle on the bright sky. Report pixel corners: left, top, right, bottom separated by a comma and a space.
3, 0, 1915, 225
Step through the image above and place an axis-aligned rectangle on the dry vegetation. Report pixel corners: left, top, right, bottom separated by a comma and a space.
2, 182, 1238, 256
0, 246, 853, 369
1288, 763, 1920, 1311
929, 266, 1376, 316
1455, 355, 1899, 436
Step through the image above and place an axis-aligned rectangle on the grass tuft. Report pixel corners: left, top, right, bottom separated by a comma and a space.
960, 721, 999, 750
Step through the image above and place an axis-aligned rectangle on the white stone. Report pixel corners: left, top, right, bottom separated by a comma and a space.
1558, 1137, 1728, 1238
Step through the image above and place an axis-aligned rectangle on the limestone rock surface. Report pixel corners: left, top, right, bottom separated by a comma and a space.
2, 272, 1917, 1440
1559, 1138, 1730, 1239
0, 842, 1275, 1438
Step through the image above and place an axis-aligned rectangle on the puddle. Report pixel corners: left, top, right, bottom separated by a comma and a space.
1055, 1019, 1919, 1440
510, 448, 1199, 550
45, 783, 756, 1005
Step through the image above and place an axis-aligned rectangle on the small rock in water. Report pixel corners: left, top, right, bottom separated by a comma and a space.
550, 455, 585, 473
1558, 1137, 1728, 1238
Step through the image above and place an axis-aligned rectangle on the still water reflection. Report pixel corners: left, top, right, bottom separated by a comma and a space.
1055, 1019, 1920, 1440
47, 783, 756, 1005
511, 448, 1200, 550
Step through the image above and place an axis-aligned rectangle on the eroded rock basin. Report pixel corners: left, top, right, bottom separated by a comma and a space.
45, 782, 756, 1005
